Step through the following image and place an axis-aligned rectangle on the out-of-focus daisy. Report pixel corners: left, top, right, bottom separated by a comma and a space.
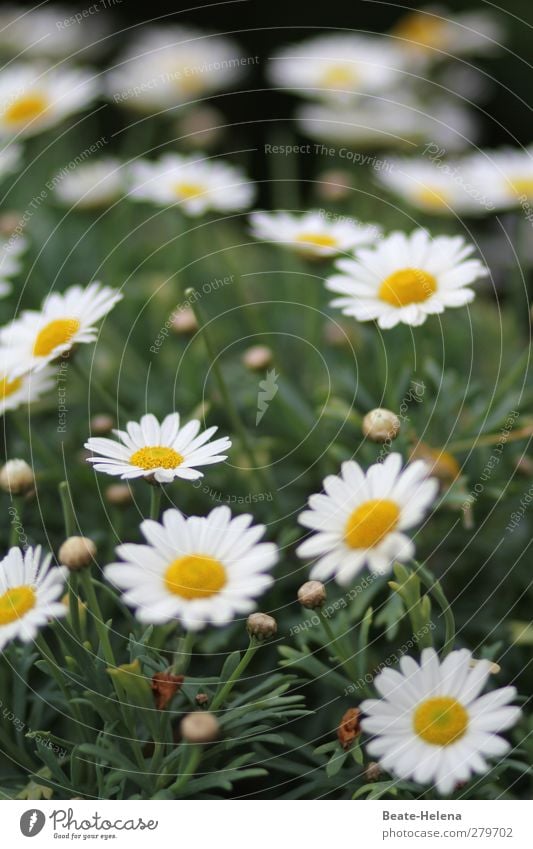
0, 365, 54, 416
0, 144, 22, 182
390, 7, 504, 62
0, 234, 26, 296
465, 147, 533, 209
107, 26, 247, 112
361, 648, 520, 795
268, 34, 405, 100
0, 63, 97, 138
0, 546, 67, 651
0, 4, 108, 59
54, 158, 124, 209
376, 157, 495, 216
326, 229, 489, 329
297, 96, 477, 152
105, 506, 277, 630
0, 282, 122, 376
297, 453, 438, 584
85, 412, 231, 484
127, 153, 255, 216
249, 210, 379, 258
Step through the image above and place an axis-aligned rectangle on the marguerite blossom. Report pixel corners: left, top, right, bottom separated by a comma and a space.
107, 26, 247, 112
127, 153, 255, 216
326, 229, 489, 329
0, 63, 97, 138
0, 144, 22, 182
0, 546, 67, 651
249, 210, 379, 257
54, 158, 124, 209
85, 412, 231, 483
361, 648, 521, 795
390, 7, 504, 62
0, 5, 108, 59
464, 147, 533, 209
0, 282, 122, 376
0, 365, 55, 416
268, 34, 405, 100
0, 234, 27, 296
105, 506, 277, 630
297, 453, 438, 584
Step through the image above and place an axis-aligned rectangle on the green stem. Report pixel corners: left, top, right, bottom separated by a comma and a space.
172, 630, 196, 675
446, 425, 533, 454
415, 562, 456, 657
149, 485, 162, 520
318, 608, 359, 682
210, 639, 260, 711
59, 481, 77, 536
8, 496, 23, 548
79, 569, 116, 667
72, 357, 129, 421
168, 745, 203, 795
186, 289, 279, 507
34, 632, 85, 731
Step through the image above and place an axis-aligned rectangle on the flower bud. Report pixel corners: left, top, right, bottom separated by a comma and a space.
410, 442, 460, 487
365, 761, 382, 782
297, 580, 327, 609
58, 536, 96, 571
0, 212, 22, 236
362, 408, 400, 443
246, 612, 277, 640
0, 459, 35, 495
316, 170, 352, 201
180, 711, 220, 744
105, 483, 133, 507
337, 707, 361, 750
90, 414, 114, 435
172, 307, 198, 334
195, 693, 209, 706
242, 345, 273, 371
179, 105, 224, 149
151, 671, 184, 710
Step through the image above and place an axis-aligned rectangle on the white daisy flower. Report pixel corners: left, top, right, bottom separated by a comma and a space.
0, 546, 67, 651
268, 34, 405, 101
107, 26, 246, 112
105, 506, 277, 630
0, 365, 54, 416
0, 281, 122, 376
0, 144, 22, 182
464, 147, 533, 210
361, 647, 521, 795
390, 8, 504, 62
376, 156, 496, 216
0, 63, 98, 138
0, 4, 109, 59
326, 229, 489, 329
249, 210, 379, 258
297, 96, 477, 152
127, 153, 255, 216
54, 158, 124, 209
85, 412, 231, 484
0, 234, 26, 297
297, 453, 438, 584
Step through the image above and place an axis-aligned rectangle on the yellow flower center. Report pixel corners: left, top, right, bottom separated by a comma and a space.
0, 374, 22, 400
164, 554, 227, 600
344, 498, 400, 549
174, 181, 204, 199
416, 187, 450, 209
321, 64, 357, 88
393, 13, 446, 50
33, 318, 81, 357
130, 446, 184, 470
4, 92, 49, 126
296, 232, 338, 249
0, 585, 36, 625
378, 268, 437, 307
413, 696, 469, 746
510, 178, 533, 199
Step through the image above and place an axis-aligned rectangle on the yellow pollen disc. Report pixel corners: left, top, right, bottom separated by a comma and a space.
174, 181, 204, 199
344, 498, 400, 549
379, 267, 437, 307
416, 187, 449, 209
296, 232, 338, 249
321, 64, 357, 87
510, 178, 533, 198
33, 318, 81, 357
413, 696, 468, 746
0, 585, 36, 625
164, 554, 227, 600
130, 446, 184, 470
0, 374, 22, 400
392, 13, 446, 50
4, 92, 49, 126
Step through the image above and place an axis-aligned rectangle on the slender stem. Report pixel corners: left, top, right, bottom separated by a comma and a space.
8, 496, 23, 547
59, 481, 77, 537
186, 289, 279, 507
149, 485, 162, 520
210, 639, 260, 711
168, 745, 203, 795
446, 425, 533, 453
72, 357, 129, 422
172, 630, 196, 675
59, 481, 84, 638
318, 609, 359, 683
34, 632, 85, 730
415, 562, 456, 657
79, 569, 116, 667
